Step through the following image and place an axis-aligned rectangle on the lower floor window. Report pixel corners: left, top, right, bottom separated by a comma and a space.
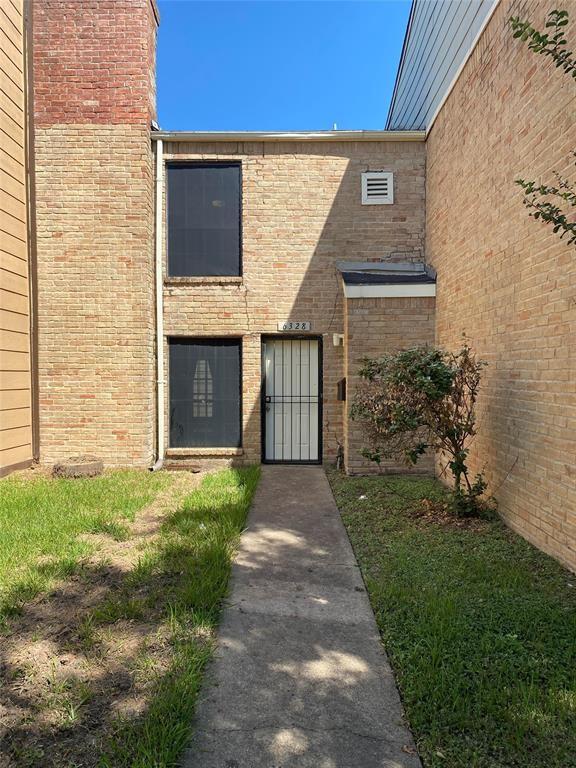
169, 338, 241, 448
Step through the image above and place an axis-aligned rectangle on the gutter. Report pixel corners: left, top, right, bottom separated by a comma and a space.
150, 138, 165, 471
151, 130, 425, 143
24, 0, 40, 462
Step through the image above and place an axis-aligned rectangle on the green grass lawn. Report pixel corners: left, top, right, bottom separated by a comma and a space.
0, 470, 170, 622
1, 466, 260, 768
327, 470, 576, 768
100, 466, 260, 767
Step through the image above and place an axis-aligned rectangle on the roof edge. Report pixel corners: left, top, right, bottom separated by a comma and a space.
151, 130, 426, 143
385, 0, 417, 130
387, 0, 502, 132
425, 0, 501, 136
336, 260, 429, 273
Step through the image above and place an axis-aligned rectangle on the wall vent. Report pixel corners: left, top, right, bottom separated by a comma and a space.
361, 171, 394, 205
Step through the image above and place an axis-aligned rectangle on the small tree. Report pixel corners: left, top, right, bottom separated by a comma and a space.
351, 344, 490, 516
510, 9, 576, 247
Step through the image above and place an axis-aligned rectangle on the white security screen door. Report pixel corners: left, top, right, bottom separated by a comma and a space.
262, 338, 321, 463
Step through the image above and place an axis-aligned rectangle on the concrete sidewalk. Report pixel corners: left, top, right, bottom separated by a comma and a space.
183, 466, 421, 768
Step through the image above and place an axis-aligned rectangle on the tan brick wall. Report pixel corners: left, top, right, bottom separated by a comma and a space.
344, 296, 436, 474
426, 0, 576, 570
34, 125, 156, 465
33, 0, 158, 467
162, 140, 426, 465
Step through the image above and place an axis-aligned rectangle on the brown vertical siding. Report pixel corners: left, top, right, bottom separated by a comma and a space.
0, 0, 32, 476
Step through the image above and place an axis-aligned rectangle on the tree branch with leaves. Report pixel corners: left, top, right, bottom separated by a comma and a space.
510, 9, 576, 246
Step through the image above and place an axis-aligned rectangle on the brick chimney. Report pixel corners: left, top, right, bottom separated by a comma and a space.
33, 0, 159, 127
31, 0, 160, 466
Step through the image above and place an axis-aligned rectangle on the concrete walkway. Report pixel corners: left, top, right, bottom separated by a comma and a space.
183, 466, 421, 768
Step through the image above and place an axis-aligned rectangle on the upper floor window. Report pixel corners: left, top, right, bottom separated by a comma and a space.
167, 163, 241, 276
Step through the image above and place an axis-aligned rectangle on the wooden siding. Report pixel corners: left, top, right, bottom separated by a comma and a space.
0, 0, 32, 474
387, 0, 496, 130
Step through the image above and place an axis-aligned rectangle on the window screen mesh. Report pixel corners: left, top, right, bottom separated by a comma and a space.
167, 164, 241, 277
169, 339, 241, 448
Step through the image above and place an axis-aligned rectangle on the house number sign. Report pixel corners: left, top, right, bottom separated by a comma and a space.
278, 321, 312, 332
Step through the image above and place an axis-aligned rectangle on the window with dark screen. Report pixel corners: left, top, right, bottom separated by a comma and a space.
169, 339, 241, 448
167, 163, 241, 276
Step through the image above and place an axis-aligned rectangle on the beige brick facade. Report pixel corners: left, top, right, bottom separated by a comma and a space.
344, 295, 436, 474
426, 0, 576, 570
34, 125, 156, 465
161, 140, 426, 467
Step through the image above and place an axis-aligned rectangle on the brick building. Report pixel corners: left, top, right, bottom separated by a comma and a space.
0, 0, 574, 570
388, 0, 576, 571
158, 136, 431, 473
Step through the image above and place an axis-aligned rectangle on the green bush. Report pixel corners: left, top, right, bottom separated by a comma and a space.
351, 343, 493, 517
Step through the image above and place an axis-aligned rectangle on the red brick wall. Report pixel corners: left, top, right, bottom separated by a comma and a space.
426, 0, 576, 570
33, 0, 158, 125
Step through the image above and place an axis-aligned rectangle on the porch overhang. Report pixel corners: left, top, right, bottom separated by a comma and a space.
338, 261, 436, 298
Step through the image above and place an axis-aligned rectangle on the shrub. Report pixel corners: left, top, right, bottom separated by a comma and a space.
351, 343, 493, 517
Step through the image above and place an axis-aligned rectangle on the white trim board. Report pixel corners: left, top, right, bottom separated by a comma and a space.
344, 284, 436, 299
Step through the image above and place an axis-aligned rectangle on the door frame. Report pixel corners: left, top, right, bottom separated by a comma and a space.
260, 334, 323, 465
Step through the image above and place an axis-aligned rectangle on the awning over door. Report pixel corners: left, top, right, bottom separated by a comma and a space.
337, 261, 436, 298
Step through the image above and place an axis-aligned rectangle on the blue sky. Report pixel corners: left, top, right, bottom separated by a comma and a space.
157, 1, 412, 130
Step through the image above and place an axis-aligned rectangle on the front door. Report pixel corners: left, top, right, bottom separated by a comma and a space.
262, 337, 322, 463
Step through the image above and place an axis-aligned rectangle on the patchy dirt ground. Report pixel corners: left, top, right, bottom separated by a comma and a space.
0, 471, 201, 768
413, 497, 494, 530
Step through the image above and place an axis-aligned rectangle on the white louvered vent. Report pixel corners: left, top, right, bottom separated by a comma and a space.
361, 171, 394, 205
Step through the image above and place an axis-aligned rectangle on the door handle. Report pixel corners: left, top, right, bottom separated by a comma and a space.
265, 396, 272, 403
